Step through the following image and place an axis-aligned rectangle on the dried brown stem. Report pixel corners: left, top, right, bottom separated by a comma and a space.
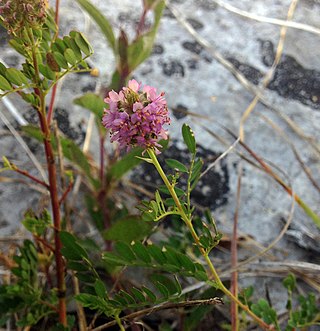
90, 298, 224, 331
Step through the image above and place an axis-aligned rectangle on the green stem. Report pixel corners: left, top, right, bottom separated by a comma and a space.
147, 148, 274, 331
115, 313, 125, 331
186, 153, 195, 218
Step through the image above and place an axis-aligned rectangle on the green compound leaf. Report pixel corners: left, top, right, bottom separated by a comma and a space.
150, 274, 182, 297
52, 39, 67, 54
9, 39, 27, 56
148, 244, 166, 264
94, 279, 107, 298
5, 68, 28, 86
159, 185, 185, 197
64, 48, 78, 65
176, 252, 196, 273
63, 36, 82, 61
118, 290, 136, 304
142, 286, 157, 302
102, 241, 208, 281
182, 124, 196, 154
0, 75, 12, 91
72, 31, 93, 56
39, 64, 56, 80
165, 159, 188, 173
74, 92, 106, 118
251, 299, 279, 328
76, 272, 96, 284
0, 62, 6, 76
114, 241, 136, 262
75, 294, 112, 315
131, 287, 146, 303
22, 209, 51, 236
75, 0, 116, 52
67, 261, 89, 272
283, 273, 296, 292
102, 252, 128, 266
103, 216, 152, 243
131, 241, 152, 264
60, 231, 89, 261
53, 51, 69, 69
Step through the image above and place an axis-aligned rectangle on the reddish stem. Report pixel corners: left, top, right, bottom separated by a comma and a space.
136, 7, 148, 37
14, 167, 49, 189
99, 136, 105, 182
97, 188, 112, 251
55, 0, 60, 27
231, 164, 242, 331
59, 181, 73, 206
47, 0, 60, 125
37, 106, 67, 326
98, 136, 112, 250
35, 235, 55, 253
47, 83, 58, 126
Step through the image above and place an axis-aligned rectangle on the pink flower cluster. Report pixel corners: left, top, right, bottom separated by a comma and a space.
102, 80, 170, 153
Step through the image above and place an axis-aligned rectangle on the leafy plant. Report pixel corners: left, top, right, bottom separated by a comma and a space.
0, 240, 57, 327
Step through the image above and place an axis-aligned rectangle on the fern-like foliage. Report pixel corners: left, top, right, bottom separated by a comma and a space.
60, 232, 209, 320
0, 240, 57, 327
0, 9, 93, 102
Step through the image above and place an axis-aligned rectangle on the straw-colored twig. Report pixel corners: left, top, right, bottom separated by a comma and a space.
90, 298, 224, 331
200, 137, 240, 178
239, 0, 299, 141
259, 113, 320, 194
166, 1, 320, 158
212, 0, 320, 36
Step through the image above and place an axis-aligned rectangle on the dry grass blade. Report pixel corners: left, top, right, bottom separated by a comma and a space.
166, 1, 320, 158
220, 261, 320, 288
259, 113, 320, 194
166, 1, 260, 95
1, 97, 28, 126
203, 121, 320, 227
249, 261, 320, 275
239, 0, 299, 140
202, 123, 299, 268
212, 0, 320, 35
200, 137, 240, 178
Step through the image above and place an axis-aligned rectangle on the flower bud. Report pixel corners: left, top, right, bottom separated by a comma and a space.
0, 0, 47, 35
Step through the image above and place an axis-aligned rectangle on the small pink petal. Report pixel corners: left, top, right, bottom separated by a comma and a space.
128, 79, 140, 92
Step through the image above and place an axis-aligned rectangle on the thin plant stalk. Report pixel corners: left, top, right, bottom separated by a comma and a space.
47, 0, 60, 124
28, 28, 67, 326
147, 148, 274, 331
231, 163, 242, 331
